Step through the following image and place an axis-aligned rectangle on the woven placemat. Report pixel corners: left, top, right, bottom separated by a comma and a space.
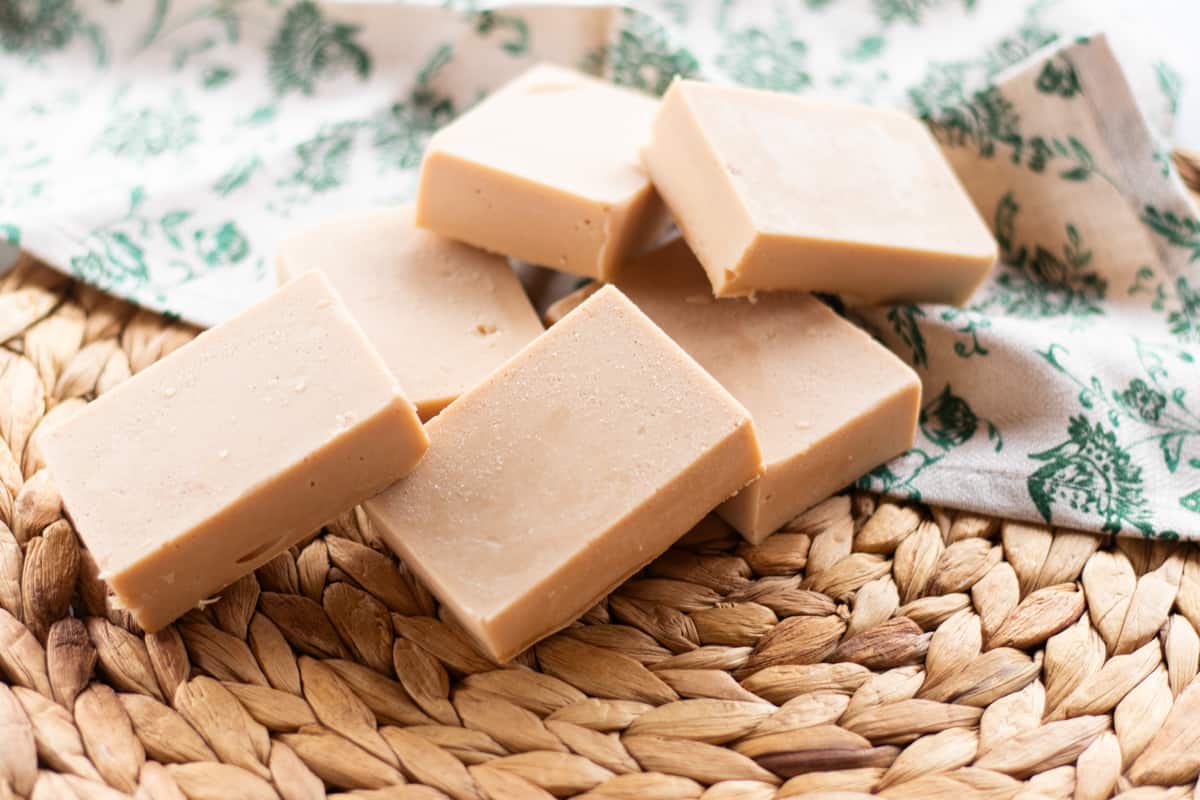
1, 154, 1198, 800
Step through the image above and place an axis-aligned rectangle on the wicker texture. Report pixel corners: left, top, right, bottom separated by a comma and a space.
1, 157, 1198, 800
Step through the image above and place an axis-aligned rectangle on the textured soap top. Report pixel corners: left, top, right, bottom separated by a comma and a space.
43, 272, 422, 579
277, 206, 543, 419
367, 285, 762, 660
643, 79, 997, 303
614, 239, 921, 539
618, 240, 920, 469
425, 62, 658, 203
416, 62, 670, 280
673, 81, 994, 254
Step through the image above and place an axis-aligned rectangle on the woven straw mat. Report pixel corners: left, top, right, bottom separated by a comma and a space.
2, 153, 1200, 800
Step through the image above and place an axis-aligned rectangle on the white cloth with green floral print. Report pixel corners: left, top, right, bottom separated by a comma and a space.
1, 0, 1197, 538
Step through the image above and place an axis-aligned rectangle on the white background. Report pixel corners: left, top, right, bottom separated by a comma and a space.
1116, 0, 1199, 147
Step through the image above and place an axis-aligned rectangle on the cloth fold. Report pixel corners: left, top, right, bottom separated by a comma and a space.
1, 0, 1197, 537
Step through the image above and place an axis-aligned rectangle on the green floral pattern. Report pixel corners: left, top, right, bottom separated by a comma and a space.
94, 92, 200, 161
922, 384, 1003, 451
887, 191, 1107, 369
873, 0, 976, 26
69, 186, 253, 303
887, 305, 929, 367
212, 154, 261, 197
194, 221, 248, 266
472, 11, 529, 56
1164, 278, 1200, 344
984, 192, 1105, 322
1029, 414, 1153, 535
717, 27, 810, 92
1118, 379, 1167, 423
1130, 268, 1200, 345
1035, 54, 1079, 97
909, 10, 1057, 118
920, 81, 1114, 184
0, 0, 106, 65
583, 8, 698, 95
1, 0, 1197, 538
906, 9, 1116, 184
371, 45, 457, 172
1156, 61, 1182, 116
1142, 205, 1200, 263
858, 383, 1001, 501
268, 1, 370, 97
1029, 339, 1200, 537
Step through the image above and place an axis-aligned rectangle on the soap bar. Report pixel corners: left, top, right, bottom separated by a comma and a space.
610, 240, 921, 542
366, 286, 762, 662
543, 281, 599, 326
416, 62, 670, 281
277, 206, 543, 420
643, 80, 997, 305
42, 272, 429, 632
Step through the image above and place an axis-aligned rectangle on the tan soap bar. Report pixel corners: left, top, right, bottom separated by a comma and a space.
643, 80, 997, 305
366, 286, 762, 662
42, 272, 428, 632
416, 62, 670, 281
277, 206, 543, 420
605, 240, 921, 542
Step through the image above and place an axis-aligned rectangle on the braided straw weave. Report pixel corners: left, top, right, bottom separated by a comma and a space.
1, 156, 1198, 800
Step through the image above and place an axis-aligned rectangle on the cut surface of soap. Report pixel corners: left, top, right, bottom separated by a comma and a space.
614, 240, 921, 542
366, 285, 762, 662
643, 79, 997, 305
415, 62, 670, 281
42, 272, 428, 632
277, 206, 543, 420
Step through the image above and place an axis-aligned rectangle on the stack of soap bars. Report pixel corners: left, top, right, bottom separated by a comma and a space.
44, 63, 996, 663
